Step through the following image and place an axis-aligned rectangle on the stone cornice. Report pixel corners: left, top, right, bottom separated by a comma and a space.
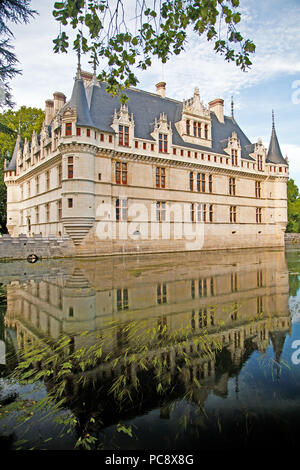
58, 142, 98, 155
97, 148, 288, 181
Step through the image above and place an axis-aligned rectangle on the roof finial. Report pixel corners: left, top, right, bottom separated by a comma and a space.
231, 96, 234, 119
272, 109, 275, 130
76, 48, 82, 79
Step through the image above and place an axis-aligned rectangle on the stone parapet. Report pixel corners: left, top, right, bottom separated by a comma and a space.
0, 235, 75, 260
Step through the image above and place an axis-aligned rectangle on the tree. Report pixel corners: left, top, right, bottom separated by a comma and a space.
0, 0, 37, 108
0, 106, 45, 233
52, 0, 255, 101
286, 178, 300, 233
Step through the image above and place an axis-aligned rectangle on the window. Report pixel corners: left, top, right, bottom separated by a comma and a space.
68, 156, 73, 179
201, 173, 206, 193
157, 283, 167, 304
115, 161, 127, 185
68, 198, 73, 208
143, 142, 146, 150
76, 127, 81, 136
255, 181, 261, 198
119, 125, 129, 146
87, 128, 90, 137
109, 135, 113, 143
231, 149, 238, 166
35, 206, 39, 224
159, 133, 168, 153
36, 176, 39, 194
135, 141, 138, 148
156, 167, 166, 188
58, 164, 62, 186
204, 124, 208, 139
257, 155, 263, 171
197, 203, 206, 223
58, 199, 62, 220
197, 122, 201, 138
45, 203, 50, 223
186, 120, 191, 135
116, 198, 127, 221
100, 133, 104, 142
65, 123, 72, 136
230, 205, 237, 223
208, 175, 213, 193
256, 207, 262, 224
190, 203, 195, 222
257, 269, 263, 288
156, 201, 166, 222
117, 288, 128, 310
189, 172, 194, 191
209, 204, 213, 222
229, 177, 236, 196
46, 171, 50, 191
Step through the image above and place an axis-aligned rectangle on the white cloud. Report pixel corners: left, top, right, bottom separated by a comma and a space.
282, 143, 300, 187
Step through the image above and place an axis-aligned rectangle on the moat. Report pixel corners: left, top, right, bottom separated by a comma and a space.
0, 247, 300, 450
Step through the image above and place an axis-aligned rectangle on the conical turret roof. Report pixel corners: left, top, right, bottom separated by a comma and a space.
5, 133, 21, 171
266, 111, 286, 165
69, 63, 96, 128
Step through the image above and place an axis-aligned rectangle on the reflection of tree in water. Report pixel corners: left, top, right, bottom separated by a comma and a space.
289, 274, 300, 297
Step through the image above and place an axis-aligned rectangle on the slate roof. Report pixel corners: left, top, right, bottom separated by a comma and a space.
266, 124, 286, 165
85, 82, 256, 160
69, 72, 96, 128
5, 134, 21, 171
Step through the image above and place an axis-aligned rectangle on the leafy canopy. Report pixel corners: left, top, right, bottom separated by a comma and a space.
0, 0, 37, 108
287, 179, 300, 233
0, 106, 44, 233
52, 0, 256, 101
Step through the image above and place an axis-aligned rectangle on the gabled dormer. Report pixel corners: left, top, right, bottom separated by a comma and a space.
151, 112, 172, 154
249, 139, 266, 171
111, 104, 135, 148
175, 87, 212, 147
224, 131, 241, 167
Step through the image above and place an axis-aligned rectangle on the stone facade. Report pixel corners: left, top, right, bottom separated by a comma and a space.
3, 66, 289, 256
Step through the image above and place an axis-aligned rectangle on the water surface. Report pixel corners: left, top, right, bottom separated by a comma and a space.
0, 247, 300, 450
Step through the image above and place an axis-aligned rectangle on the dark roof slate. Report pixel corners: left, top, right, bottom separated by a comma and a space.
70, 74, 96, 128
5, 134, 21, 171
266, 127, 286, 165
88, 84, 255, 160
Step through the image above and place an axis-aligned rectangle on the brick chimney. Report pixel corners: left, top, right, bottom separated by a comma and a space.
45, 99, 54, 125
156, 81, 166, 98
209, 98, 224, 123
53, 92, 66, 114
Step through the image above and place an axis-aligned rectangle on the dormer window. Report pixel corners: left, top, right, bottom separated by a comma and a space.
159, 133, 168, 153
66, 123, 72, 136
204, 124, 208, 140
257, 155, 263, 171
231, 149, 238, 166
119, 125, 129, 147
186, 120, 191, 135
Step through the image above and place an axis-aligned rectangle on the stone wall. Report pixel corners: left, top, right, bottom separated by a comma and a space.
0, 234, 75, 260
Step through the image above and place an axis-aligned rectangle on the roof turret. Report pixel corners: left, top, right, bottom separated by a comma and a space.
5, 133, 21, 171
266, 111, 286, 165
69, 52, 96, 128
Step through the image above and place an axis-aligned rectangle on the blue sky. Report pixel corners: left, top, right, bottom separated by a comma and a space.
8, 0, 300, 187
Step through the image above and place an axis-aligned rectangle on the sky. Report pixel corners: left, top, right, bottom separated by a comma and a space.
6, 0, 300, 187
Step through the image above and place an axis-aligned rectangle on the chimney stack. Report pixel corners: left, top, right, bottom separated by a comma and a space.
45, 99, 54, 125
209, 98, 224, 123
156, 81, 166, 98
53, 92, 66, 114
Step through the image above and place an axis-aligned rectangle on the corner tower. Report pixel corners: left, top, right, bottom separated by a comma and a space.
59, 58, 98, 245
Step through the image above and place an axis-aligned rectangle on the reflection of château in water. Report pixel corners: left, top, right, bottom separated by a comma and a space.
2, 249, 291, 426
